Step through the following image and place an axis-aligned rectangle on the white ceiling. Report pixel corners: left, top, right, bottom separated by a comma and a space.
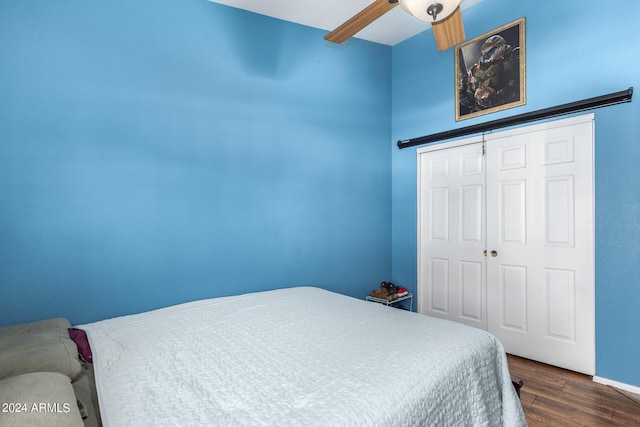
208, 0, 483, 46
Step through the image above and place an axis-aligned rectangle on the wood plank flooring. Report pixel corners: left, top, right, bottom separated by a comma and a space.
507, 354, 640, 426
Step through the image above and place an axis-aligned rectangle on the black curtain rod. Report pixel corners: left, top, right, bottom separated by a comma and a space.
397, 87, 633, 150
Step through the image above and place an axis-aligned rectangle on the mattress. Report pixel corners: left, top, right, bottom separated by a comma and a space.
79, 287, 526, 426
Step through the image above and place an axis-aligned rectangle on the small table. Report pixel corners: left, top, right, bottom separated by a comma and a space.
366, 293, 413, 312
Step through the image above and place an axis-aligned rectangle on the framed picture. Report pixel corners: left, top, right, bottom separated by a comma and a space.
455, 17, 526, 121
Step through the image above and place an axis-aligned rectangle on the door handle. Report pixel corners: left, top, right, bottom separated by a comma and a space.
483, 250, 487, 257
491, 250, 498, 257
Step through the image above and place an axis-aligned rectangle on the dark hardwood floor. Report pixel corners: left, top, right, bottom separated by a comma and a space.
507, 354, 640, 426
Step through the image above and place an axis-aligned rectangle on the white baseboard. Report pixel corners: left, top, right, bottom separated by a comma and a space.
593, 376, 640, 395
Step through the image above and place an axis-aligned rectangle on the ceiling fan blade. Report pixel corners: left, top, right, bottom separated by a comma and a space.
432, 6, 465, 51
325, 0, 398, 44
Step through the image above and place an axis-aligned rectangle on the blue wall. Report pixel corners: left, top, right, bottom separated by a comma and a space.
0, 1, 392, 325
391, 1, 640, 387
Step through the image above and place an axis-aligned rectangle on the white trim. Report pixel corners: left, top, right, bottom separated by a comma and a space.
415, 113, 595, 155
482, 112, 594, 141
415, 153, 422, 314
416, 135, 484, 154
593, 376, 640, 395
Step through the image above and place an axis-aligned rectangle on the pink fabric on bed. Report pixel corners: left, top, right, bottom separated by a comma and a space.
68, 328, 93, 363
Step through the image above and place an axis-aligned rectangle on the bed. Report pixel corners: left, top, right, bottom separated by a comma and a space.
1, 287, 526, 426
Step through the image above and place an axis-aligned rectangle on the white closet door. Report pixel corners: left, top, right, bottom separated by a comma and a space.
485, 116, 595, 375
417, 114, 595, 375
417, 138, 487, 329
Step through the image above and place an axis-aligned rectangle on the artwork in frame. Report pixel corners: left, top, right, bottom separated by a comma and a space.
455, 17, 526, 121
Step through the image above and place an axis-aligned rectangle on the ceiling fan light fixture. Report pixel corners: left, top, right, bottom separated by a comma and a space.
426, 3, 443, 21
399, 0, 461, 23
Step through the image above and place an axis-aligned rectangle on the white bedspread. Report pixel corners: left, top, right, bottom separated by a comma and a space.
79, 287, 526, 426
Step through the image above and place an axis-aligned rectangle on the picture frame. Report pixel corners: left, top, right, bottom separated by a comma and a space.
455, 17, 526, 121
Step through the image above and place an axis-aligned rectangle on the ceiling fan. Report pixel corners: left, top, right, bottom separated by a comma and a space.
325, 0, 465, 51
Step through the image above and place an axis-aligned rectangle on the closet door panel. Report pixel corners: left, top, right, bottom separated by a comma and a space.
460, 261, 483, 321
499, 180, 527, 245
418, 139, 486, 329
486, 116, 594, 375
